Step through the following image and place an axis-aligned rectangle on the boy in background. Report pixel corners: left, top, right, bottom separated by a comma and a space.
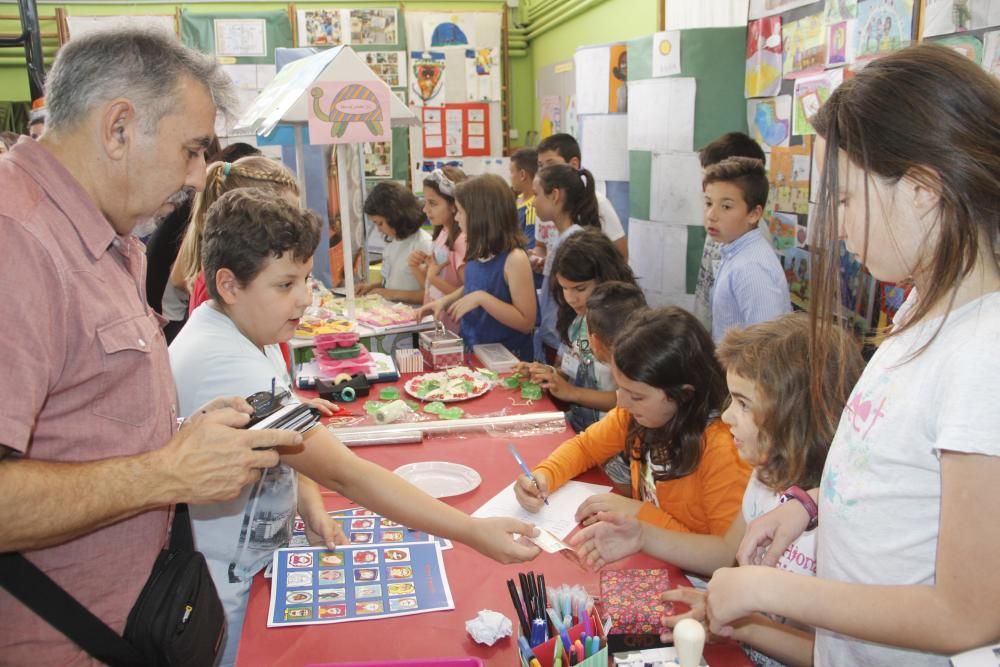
510, 147, 549, 288
585, 280, 648, 495
692, 132, 767, 331
536, 133, 628, 259
703, 157, 790, 342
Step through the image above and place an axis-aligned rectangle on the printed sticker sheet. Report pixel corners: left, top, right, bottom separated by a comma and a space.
268, 543, 454, 626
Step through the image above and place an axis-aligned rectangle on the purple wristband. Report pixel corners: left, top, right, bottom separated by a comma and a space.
781, 485, 818, 531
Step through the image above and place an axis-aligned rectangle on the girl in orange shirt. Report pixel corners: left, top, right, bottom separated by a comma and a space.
515, 306, 751, 535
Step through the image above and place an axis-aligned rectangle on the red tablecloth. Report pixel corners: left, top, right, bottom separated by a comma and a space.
236, 370, 751, 667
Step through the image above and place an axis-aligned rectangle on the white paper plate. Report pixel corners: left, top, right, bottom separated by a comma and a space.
393, 462, 482, 499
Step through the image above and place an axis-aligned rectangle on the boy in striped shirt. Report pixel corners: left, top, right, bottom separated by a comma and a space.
703, 157, 791, 342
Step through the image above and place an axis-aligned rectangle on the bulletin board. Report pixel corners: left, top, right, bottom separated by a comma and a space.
739, 0, 1000, 333
615, 26, 749, 311
404, 10, 506, 192
291, 6, 409, 182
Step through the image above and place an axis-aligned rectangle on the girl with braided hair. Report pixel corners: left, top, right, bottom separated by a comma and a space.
171, 156, 301, 315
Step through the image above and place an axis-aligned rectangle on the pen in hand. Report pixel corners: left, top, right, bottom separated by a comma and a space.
508, 443, 549, 506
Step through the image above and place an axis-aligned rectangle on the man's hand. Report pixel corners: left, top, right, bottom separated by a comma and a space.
155, 408, 302, 505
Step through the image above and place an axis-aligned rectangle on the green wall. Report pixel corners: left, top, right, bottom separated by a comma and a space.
520, 0, 659, 140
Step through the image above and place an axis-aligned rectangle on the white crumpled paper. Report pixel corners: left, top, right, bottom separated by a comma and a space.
465, 609, 513, 646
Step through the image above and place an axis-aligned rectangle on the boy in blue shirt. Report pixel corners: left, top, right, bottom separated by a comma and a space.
170, 189, 540, 666
703, 156, 791, 342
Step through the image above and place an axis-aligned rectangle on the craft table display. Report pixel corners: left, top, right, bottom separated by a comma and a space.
236, 372, 752, 666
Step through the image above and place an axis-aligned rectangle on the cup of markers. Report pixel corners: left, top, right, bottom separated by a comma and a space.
508, 572, 608, 667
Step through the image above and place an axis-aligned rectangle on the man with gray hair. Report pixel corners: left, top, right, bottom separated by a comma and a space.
0, 29, 303, 663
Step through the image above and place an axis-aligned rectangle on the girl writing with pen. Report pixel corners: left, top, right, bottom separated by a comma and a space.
514, 307, 751, 536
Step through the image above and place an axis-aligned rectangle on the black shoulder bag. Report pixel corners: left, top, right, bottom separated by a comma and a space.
0, 504, 225, 667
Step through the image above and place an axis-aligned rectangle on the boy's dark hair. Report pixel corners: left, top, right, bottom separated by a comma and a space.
586, 281, 647, 345
363, 181, 425, 240
703, 156, 769, 212
456, 174, 526, 261
614, 306, 728, 481
536, 133, 581, 162
551, 230, 635, 344
536, 164, 601, 230
202, 189, 320, 302
699, 131, 765, 168
511, 147, 538, 177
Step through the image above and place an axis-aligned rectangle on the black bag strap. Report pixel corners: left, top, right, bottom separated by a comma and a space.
0, 504, 194, 667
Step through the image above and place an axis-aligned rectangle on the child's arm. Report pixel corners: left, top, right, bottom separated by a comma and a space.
296, 474, 347, 549
416, 286, 463, 321
569, 509, 744, 576
705, 452, 1000, 654
528, 364, 617, 411
729, 614, 815, 667
661, 589, 814, 667
449, 249, 536, 333
279, 425, 541, 564
368, 286, 425, 305
529, 241, 547, 274
519, 408, 632, 513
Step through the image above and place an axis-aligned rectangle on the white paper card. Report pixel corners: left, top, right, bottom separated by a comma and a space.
574, 46, 611, 115
627, 78, 695, 152
649, 152, 703, 224
628, 219, 691, 307
471, 480, 612, 540
651, 31, 681, 77
580, 114, 629, 182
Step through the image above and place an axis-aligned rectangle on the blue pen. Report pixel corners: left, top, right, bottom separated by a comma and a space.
517, 635, 535, 661
508, 443, 549, 505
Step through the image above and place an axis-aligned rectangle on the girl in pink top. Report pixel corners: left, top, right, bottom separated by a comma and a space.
409, 166, 468, 333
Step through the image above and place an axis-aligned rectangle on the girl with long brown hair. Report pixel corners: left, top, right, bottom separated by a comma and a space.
515, 306, 752, 536
709, 44, 1000, 665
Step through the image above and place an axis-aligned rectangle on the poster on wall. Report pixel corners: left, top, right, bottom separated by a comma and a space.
410, 52, 446, 107
609, 43, 629, 113
540, 95, 561, 138
362, 141, 392, 178
422, 14, 475, 47
651, 31, 681, 77
350, 9, 398, 45
746, 16, 783, 98
782, 14, 826, 78
297, 9, 345, 46
421, 107, 445, 158
215, 19, 267, 57
827, 19, 854, 66
364, 51, 406, 88
308, 81, 391, 144
565, 95, 578, 138
419, 104, 489, 158
825, 0, 859, 22
933, 34, 984, 63
768, 137, 812, 215
792, 67, 844, 135
747, 95, 792, 150
854, 0, 914, 60
465, 48, 502, 101
922, 0, 1000, 37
